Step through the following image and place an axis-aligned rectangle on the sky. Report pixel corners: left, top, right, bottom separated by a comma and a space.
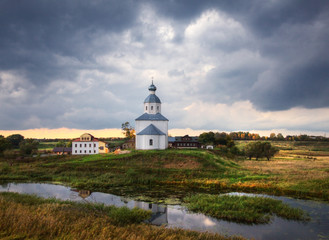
0, 0, 329, 138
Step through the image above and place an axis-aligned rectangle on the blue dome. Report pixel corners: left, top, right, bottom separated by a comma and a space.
144, 94, 161, 103
148, 83, 157, 91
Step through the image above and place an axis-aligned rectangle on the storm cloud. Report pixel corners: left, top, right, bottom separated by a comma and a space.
0, 0, 329, 133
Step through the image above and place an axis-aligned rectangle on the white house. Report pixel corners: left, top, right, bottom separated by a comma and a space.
72, 133, 108, 155
135, 82, 169, 150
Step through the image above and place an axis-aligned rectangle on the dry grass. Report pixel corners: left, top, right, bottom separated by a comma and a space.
238, 146, 329, 199
164, 159, 201, 169
0, 193, 245, 240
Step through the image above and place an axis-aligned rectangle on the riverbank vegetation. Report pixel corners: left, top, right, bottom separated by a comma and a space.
0, 192, 244, 240
183, 194, 309, 224
0, 141, 328, 201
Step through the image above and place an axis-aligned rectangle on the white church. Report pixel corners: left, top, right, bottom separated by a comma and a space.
135, 82, 168, 150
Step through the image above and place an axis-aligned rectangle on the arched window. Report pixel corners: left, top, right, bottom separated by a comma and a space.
151, 106, 153, 110
157, 106, 159, 111
146, 106, 147, 110
149, 139, 153, 146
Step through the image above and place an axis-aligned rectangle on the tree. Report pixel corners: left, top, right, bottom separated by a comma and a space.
262, 142, 279, 160
199, 132, 215, 145
6, 134, 24, 148
244, 141, 279, 160
214, 132, 227, 145
270, 133, 276, 140
0, 136, 11, 154
277, 133, 284, 140
19, 139, 39, 155
121, 122, 135, 139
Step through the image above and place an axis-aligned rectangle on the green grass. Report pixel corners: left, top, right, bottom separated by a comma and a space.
183, 194, 310, 224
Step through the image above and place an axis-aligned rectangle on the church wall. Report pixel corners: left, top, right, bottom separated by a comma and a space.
136, 135, 166, 150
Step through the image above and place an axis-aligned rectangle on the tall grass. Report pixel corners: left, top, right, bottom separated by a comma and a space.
183, 194, 310, 224
0, 192, 245, 240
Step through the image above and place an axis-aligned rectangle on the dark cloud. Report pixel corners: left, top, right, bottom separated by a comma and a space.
0, 0, 139, 84
0, 0, 328, 131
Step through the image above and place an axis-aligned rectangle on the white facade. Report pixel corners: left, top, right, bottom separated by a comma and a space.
135, 82, 169, 150
72, 141, 100, 155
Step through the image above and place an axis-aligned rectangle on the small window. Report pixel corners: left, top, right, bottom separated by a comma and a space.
89, 150, 91, 153
146, 106, 148, 110
94, 150, 96, 153
89, 144, 91, 147
149, 139, 153, 146
80, 144, 82, 147
84, 150, 86, 153
84, 144, 87, 147
75, 150, 77, 153
94, 144, 96, 147
151, 106, 153, 110
157, 106, 159, 111
75, 144, 77, 147
80, 150, 82, 153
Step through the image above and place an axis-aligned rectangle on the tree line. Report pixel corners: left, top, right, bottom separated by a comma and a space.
199, 131, 328, 141
0, 134, 39, 156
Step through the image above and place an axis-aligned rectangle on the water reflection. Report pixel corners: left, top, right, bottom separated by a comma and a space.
0, 182, 328, 240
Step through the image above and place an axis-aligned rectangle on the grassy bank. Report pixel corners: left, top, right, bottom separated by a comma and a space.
0, 192, 244, 240
0, 146, 328, 201
183, 194, 309, 224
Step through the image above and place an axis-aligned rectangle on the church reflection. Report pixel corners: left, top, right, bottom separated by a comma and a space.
133, 202, 168, 225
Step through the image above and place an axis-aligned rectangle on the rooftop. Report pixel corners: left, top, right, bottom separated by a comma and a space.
137, 124, 166, 135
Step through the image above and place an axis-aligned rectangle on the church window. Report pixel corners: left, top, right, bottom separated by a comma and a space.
151, 106, 153, 110
146, 106, 148, 110
157, 106, 159, 111
149, 139, 153, 146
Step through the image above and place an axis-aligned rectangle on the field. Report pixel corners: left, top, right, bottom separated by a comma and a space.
235, 141, 329, 200
1, 141, 328, 201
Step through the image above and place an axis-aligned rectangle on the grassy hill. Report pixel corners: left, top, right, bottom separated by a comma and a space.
0, 148, 328, 201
